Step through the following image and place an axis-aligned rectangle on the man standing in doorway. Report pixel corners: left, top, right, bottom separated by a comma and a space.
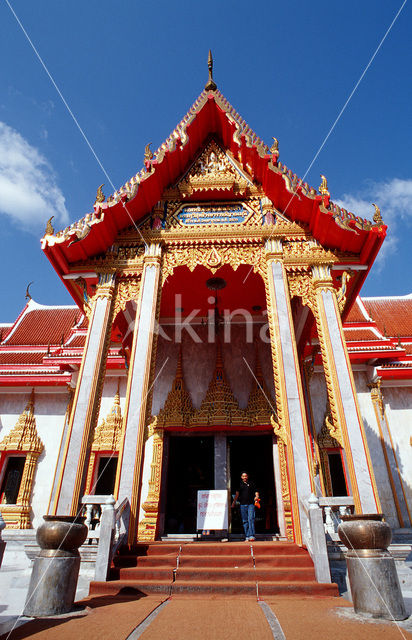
231, 472, 259, 541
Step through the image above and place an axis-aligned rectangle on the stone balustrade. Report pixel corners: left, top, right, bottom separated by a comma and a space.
301, 494, 355, 584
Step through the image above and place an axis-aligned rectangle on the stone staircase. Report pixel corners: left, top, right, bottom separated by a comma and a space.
89, 541, 339, 597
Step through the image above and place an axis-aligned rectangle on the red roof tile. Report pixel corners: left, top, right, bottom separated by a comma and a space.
346, 299, 368, 324
343, 328, 384, 342
363, 297, 412, 338
0, 352, 45, 365
66, 334, 87, 348
4, 304, 80, 346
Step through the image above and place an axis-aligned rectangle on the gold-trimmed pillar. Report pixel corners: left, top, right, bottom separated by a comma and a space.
312, 265, 381, 513
265, 239, 314, 545
369, 380, 411, 527
54, 273, 116, 515
115, 243, 162, 543
137, 420, 164, 541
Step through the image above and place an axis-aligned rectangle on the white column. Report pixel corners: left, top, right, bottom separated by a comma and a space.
55, 274, 115, 515
115, 243, 161, 541
313, 267, 380, 514
265, 240, 314, 544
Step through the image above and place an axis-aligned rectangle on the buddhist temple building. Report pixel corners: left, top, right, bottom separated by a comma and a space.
0, 57, 411, 551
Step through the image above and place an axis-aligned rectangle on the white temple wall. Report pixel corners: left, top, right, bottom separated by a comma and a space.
95, 374, 127, 425
381, 384, 412, 518
353, 370, 399, 527
152, 324, 275, 415
0, 389, 69, 528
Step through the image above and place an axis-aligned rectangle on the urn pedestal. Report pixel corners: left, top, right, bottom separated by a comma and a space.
338, 514, 406, 620
23, 516, 88, 617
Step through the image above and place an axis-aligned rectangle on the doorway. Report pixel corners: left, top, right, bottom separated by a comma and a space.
165, 436, 214, 534
94, 456, 118, 495
228, 435, 278, 534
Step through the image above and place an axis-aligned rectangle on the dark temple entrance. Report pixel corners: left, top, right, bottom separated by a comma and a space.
228, 434, 278, 535
165, 435, 214, 534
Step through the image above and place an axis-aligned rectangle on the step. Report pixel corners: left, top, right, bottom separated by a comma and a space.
113, 555, 178, 568
178, 555, 254, 568
126, 543, 182, 556
89, 579, 172, 597
171, 580, 338, 597
254, 554, 313, 568
172, 580, 257, 596
179, 543, 254, 556
252, 543, 308, 556
115, 567, 175, 581
174, 567, 316, 582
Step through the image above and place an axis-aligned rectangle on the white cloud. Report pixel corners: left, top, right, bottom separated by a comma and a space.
0, 122, 68, 231
335, 178, 412, 269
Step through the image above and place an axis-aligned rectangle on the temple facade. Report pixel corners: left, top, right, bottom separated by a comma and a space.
0, 68, 411, 546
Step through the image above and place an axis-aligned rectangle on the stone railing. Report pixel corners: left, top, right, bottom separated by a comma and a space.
301, 494, 354, 584
318, 496, 354, 541
81, 495, 130, 581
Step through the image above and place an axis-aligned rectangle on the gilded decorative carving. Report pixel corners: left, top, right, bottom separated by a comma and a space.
161, 242, 266, 283
85, 387, 123, 494
277, 438, 294, 541
319, 174, 329, 197
368, 379, 384, 419
155, 351, 194, 429
287, 273, 315, 312
44, 216, 54, 236
317, 410, 343, 449
270, 414, 287, 444
336, 271, 351, 313
95, 184, 105, 205
138, 429, 164, 541
0, 391, 44, 529
153, 345, 273, 432
177, 140, 249, 198
372, 203, 383, 225
113, 276, 141, 318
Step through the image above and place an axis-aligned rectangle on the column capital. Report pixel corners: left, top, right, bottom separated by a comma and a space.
265, 238, 283, 259
94, 272, 116, 300
311, 264, 334, 291
143, 242, 162, 266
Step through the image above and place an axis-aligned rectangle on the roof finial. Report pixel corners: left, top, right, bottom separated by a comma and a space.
205, 50, 217, 91
319, 174, 329, 196
372, 203, 383, 225
25, 281, 33, 301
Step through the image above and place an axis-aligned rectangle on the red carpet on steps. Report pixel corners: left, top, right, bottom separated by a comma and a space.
89, 541, 338, 598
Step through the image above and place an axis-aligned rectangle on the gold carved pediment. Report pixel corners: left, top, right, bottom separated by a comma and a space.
172, 140, 251, 198
0, 390, 43, 454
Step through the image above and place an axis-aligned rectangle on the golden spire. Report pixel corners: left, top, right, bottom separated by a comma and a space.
205, 50, 217, 91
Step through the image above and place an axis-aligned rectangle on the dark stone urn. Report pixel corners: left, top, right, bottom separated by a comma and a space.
338, 514, 406, 620
23, 516, 88, 617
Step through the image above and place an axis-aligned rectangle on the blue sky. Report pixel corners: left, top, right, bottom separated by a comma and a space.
0, 1, 411, 321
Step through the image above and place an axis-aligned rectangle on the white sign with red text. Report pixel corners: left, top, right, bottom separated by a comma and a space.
196, 490, 228, 530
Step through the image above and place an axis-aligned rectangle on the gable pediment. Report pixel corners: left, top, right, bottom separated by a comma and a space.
164, 139, 259, 200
